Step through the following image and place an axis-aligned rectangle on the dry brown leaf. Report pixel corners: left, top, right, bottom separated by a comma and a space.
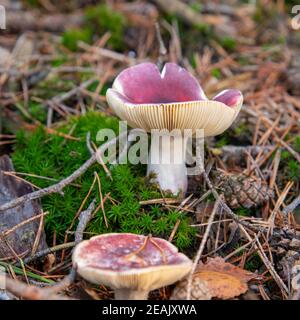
198, 257, 257, 283
171, 257, 257, 300
193, 270, 248, 299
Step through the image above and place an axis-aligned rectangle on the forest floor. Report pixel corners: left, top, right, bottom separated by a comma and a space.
0, 0, 300, 300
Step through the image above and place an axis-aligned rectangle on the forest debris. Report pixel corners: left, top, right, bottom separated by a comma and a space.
0, 155, 48, 259
291, 262, 300, 300
214, 172, 272, 209
289, 239, 300, 250
12, 34, 34, 66
171, 257, 256, 300
204, 72, 254, 96
211, 145, 274, 165
2, 200, 96, 300
0, 48, 11, 66
152, 0, 228, 26
284, 53, 300, 96
282, 195, 300, 215
171, 276, 212, 300
0, 275, 75, 300
115, 2, 158, 27
186, 199, 221, 299
5, 10, 84, 33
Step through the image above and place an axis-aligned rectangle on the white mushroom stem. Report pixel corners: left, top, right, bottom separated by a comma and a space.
114, 288, 149, 300
147, 131, 188, 195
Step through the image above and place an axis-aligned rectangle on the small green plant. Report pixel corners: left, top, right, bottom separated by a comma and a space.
12, 111, 196, 250
85, 4, 126, 51
211, 68, 222, 79
215, 136, 229, 148
294, 136, 300, 153
233, 123, 251, 137
189, 3, 202, 12
245, 252, 262, 272
27, 101, 48, 123
62, 28, 92, 51
236, 207, 252, 217
279, 136, 300, 183
51, 55, 68, 67
238, 56, 251, 66
219, 36, 237, 52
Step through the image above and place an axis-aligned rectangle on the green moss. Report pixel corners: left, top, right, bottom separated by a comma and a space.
211, 68, 222, 79
235, 207, 252, 217
238, 56, 251, 66
279, 137, 300, 183
215, 136, 229, 148
62, 28, 92, 51
218, 36, 237, 52
195, 23, 211, 34
189, 3, 202, 12
84, 4, 126, 51
245, 253, 262, 272
12, 111, 196, 250
287, 160, 300, 182
233, 123, 251, 137
27, 101, 48, 123
51, 55, 68, 67
24, 0, 40, 8
294, 136, 300, 153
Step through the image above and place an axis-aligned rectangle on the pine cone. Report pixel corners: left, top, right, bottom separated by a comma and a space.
214, 172, 273, 209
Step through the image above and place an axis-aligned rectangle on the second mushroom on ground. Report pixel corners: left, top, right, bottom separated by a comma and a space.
72, 233, 192, 300
106, 62, 243, 195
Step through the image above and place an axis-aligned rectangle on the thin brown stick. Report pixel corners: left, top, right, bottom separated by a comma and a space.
94, 172, 108, 228
19, 242, 76, 266
283, 194, 300, 216
186, 198, 221, 300
2, 211, 49, 237
0, 276, 75, 300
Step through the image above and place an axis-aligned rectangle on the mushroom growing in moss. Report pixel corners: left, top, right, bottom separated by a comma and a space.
72, 233, 192, 300
106, 62, 243, 194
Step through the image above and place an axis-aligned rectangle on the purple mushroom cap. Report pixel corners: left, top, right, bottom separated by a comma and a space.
114, 62, 207, 104
111, 62, 242, 107
106, 62, 243, 135
72, 233, 192, 294
73, 233, 190, 272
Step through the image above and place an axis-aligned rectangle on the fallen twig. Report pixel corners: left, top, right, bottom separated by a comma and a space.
283, 194, 300, 216
19, 242, 76, 266
0, 276, 75, 300
153, 0, 227, 26
186, 199, 221, 300
75, 199, 96, 243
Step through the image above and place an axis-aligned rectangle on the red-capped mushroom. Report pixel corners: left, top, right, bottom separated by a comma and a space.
106, 62, 243, 195
72, 233, 192, 300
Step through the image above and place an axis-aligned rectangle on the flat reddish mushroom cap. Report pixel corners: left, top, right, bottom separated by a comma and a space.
73, 233, 192, 291
106, 63, 243, 135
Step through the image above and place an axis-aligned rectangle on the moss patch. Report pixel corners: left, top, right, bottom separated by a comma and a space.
12, 111, 196, 250
84, 4, 126, 51
62, 28, 92, 52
